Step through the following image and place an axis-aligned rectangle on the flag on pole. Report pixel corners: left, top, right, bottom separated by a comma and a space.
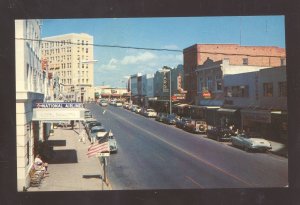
87, 131, 110, 158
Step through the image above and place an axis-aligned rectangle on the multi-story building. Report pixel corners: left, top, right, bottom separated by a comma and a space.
183, 44, 286, 103
15, 19, 49, 191
130, 73, 142, 105
41, 33, 94, 102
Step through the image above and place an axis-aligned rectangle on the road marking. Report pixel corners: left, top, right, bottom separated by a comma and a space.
105, 108, 253, 187
185, 176, 204, 188
156, 154, 165, 161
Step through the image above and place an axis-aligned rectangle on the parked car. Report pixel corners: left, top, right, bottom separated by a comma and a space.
84, 110, 93, 119
86, 121, 102, 132
231, 133, 272, 152
163, 114, 179, 125
175, 117, 192, 129
155, 113, 167, 122
130, 105, 138, 112
143, 109, 157, 117
83, 118, 97, 128
99, 100, 108, 107
116, 101, 123, 107
123, 103, 129, 109
88, 126, 106, 142
110, 100, 116, 105
184, 119, 207, 134
108, 135, 118, 153
135, 106, 142, 114
207, 127, 235, 141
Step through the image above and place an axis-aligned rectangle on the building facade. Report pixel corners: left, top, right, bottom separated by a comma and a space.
42, 33, 94, 102
183, 44, 286, 103
15, 19, 48, 191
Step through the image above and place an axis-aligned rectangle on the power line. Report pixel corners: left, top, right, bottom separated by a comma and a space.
15, 38, 182, 52
15, 38, 286, 58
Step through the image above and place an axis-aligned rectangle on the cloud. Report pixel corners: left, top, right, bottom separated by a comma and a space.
121, 52, 156, 65
96, 58, 119, 72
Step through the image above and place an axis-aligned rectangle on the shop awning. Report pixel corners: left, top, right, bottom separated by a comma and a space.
217, 108, 237, 113
176, 104, 189, 108
32, 108, 86, 121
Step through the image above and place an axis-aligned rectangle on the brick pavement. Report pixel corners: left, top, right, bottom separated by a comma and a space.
28, 124, 111, 191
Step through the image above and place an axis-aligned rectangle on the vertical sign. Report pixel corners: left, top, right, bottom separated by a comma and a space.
163, 72, 169, 92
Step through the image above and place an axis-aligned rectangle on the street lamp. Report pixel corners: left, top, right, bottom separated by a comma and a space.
159, 68, 172, 114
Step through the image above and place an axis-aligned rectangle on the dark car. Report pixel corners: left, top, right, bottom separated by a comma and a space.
86, 121, 102, 132
155, 113, 167, 122
175, 117, 192, 129
207, 127, 235, 141
163, 114, 179, 125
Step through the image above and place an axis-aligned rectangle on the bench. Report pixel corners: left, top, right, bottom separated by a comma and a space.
29, 167, 45, 187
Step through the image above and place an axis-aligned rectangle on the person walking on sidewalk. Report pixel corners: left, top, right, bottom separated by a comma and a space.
79, 129, 86, 144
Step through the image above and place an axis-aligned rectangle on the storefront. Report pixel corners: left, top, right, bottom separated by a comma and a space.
241, 109, 272, 138
217, 108, 241, 129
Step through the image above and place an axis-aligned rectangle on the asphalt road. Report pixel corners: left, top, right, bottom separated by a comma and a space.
86, 103, 288, 190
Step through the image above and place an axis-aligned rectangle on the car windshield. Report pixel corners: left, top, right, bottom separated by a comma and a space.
147, 109, 154, 112
92, 128, 106, 133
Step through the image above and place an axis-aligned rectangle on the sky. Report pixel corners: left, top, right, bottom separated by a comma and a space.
41, 16, 285, 87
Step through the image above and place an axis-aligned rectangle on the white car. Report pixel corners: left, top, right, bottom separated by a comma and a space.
231, 133, 272, 152
99, 100, 108, 107
144, 109, 157, 117
116, 102, 123, 107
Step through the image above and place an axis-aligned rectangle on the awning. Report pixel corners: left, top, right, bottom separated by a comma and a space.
32, 108, 86, 121
176, 104, 189, 108
217, 108, 237, 114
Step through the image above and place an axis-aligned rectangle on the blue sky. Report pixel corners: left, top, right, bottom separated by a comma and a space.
41, 16, 285, 87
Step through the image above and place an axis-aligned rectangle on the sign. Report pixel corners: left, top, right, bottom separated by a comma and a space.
177, 75, 182, 91
148, 97, 158, 101
97, 153, 110, 157
35, 102, 84, 108
163, 73, 169, 92
202, 90, 211, 99
32, 108, 86, 121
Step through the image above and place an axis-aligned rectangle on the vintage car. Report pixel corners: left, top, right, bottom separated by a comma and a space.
207, 127, 235, 141
88, 126, 106, 141
231, 133, 272, 152
115, 101, 123, 107
86, 121, 102, 132
143, 109, 157, 118
184, 119, 207, 134
175, 117, 192, 129
99, 100, 108, 107
155, 113, 167, 122
162, 114, 179, 125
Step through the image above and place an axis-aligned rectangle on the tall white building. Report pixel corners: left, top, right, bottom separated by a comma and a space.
42, 33, 95, 102
15, 19, 48, 191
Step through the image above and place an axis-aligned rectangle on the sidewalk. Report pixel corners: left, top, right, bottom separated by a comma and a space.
28, 124, 111, 191
269, 140, 288, 158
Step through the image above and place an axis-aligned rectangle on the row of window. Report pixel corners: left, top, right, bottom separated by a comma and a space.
198, 74, 222, 92
263, 82, 287, 97
42, 39, 89, 49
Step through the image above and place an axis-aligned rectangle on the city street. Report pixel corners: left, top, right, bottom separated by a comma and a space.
86, 103, 288, 190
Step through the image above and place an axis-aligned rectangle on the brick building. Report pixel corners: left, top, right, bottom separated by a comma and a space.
183, 44, 286, 103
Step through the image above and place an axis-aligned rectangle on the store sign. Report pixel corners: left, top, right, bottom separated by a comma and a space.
202, 90, 211, 99
177, 75, 182, 91
163, 73, 169, 92
32, 108, 86, 121
35, 103, 84, 108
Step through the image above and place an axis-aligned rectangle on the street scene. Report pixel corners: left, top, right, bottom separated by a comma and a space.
15, 16, 288, 191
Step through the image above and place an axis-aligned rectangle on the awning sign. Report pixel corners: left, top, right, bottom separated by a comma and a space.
35, 103, 84, 108
32, 108, 86, 121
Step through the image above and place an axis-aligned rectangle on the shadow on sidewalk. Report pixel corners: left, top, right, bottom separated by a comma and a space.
47, 140, 66, 147
48, 149, 78, 164
83, 175, 102, 179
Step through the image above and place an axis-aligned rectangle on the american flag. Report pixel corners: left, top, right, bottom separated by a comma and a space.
87, 132, 110, 158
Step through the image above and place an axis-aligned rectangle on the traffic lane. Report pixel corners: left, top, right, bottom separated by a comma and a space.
87, 104, 288, 187
102, 105, 288, 187
104, 112, 252, 189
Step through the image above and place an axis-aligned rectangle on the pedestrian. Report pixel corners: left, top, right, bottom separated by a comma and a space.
34, 154, 49, 174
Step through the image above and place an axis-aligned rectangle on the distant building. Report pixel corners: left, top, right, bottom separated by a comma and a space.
42, 33, 95, 102
183, 44, 286, 103
130, 73, 142, 104
94, 86, 128, 100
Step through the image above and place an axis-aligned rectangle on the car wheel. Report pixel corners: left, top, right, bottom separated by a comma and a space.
244, 146, 250, 152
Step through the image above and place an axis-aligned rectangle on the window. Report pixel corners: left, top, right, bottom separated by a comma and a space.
278, 81, 287, 97
198, 77, 203, 93
281, 58, 286, 66
263, 83, 273, 97
215, 74, 222, 91
230, 85, 249, 97
206, 76, 213, 91
243, 58, 248, 65
86, 48, 88, 53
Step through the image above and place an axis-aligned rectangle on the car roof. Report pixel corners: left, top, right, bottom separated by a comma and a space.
91, 126, 105, 130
